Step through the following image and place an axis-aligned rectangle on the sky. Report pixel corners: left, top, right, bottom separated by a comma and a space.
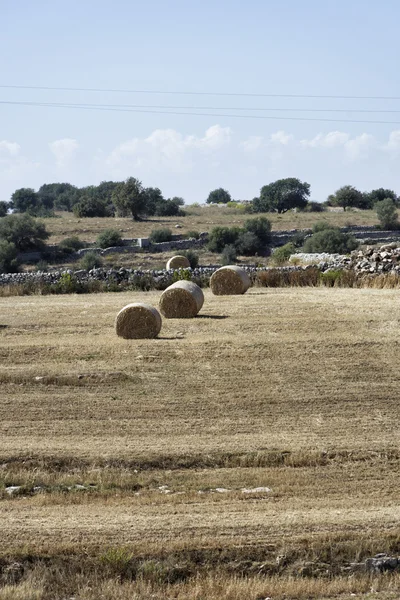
1, 0, 400, 204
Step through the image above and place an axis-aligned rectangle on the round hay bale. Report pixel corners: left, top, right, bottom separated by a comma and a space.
159, 280, 204, 318
166, 255, 190, 270
210, 265, 251, 295
115, 303, 162, 339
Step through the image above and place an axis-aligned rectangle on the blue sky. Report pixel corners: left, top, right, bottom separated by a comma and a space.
1, 0, 400, 203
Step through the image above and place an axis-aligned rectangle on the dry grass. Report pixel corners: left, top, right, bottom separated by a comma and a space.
44, 206, 381, 245
1, 288, 400, 597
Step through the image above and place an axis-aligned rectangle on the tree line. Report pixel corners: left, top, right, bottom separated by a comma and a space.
2, 177, 400, 221
2, 178, 185, 220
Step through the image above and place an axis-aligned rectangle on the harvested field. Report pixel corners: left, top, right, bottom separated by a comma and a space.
1, 288, 400, 598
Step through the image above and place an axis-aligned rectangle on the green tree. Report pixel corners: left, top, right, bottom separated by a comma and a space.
236, 231, 262, 255
255, 178, 310, 213
0, 201, 9, 217
375, 198, 399, 230
0, 240, 19, 273
206, 188, 232, 204
329, 185, 365, 210
73, 196, 108, 218
143, 187, 164, 216
11, 188, 40, 214
112, 177, 146, 220
96, 229, 124, 249
208, 226, 242, 253
0, 214, 50, 251
243, 216, 271, 245
303, 224, 358, 253
364, 188, 398, 209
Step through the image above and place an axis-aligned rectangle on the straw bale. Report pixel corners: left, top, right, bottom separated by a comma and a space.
166, 255, 190, 269
159, 280, 204, 318
115, 303, 162, 339
210, 265, 251, 295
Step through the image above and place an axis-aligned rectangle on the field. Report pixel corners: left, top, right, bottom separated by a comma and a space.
44, 205, 381, 245
1, 287, 400, 599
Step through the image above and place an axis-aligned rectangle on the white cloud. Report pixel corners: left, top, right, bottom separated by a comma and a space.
344, 133, 376, 160
240, 136, 263, 152
270, 130, 294, 145
385, 130, 400, 152
49, 138, 79, 167
107, 125, 233, 174
0, 140, 20, 156
300, 131, 350, 148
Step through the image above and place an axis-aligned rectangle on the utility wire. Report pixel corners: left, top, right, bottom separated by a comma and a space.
2, 100, 400, 124
3, 99, 400, 113
2, 84, 400, 101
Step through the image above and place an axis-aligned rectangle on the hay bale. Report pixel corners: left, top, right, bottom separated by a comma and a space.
210, 265, 251, 295
166, 255, 190, 270
159, 281, 204, 318
115, 303, 162, 339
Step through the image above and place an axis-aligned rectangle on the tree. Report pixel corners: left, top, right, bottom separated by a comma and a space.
96, 229, 124, 249
329, 185, 365, 210
0, 201, 9, 217
364, 188, 398, 209
243, 216, 271, 245
112, 177, 146, 220
303, 224, 358, 254
208, 226, 242, 253
73, 196, 108, 218
0, 240, 19, 273
142, 187, 165, 216
11, 188, 40, 214
206, 188, 232, 204
255, 178, 310, 213
375, 198, 399, 230
0, 214, 50, 251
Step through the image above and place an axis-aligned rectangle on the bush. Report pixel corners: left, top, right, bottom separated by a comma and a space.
291, 231, 307, 247
307, 201, 325, 212
375, 198, 399, 230
79, 251, 103, 270
186, 230, 200, 239
221, 244, 237, 265
58, 236, 86, 254
73, 196, 109, 218
236, 231, 262, 255
0, 201, 9, 217
208, 226, 241, 253
96, 229, 123, 249
181, 249, 199, 268
35, 259, 49, 272
0, 214, 50, 251
0, 240, 19, 273
149, 228, 173, 243
271, 243, 295, 265
303, 226, 358, 254
243, 216, 271, 245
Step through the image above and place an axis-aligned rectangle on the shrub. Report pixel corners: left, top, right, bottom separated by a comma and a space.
307, 201, 325, 212
181, 249, 199, 268
0, 240, 19, 273
79, 251, 103, 270
208, 226, 241, 253
186, 230, 200, 239
271, 243, 295, 265
243, 216, 271, 245
35, 259, 49, 272
73, 196, 109, 218
291, 231, 307, 247
96, 229, 124, 249
236, 231, 262, 255
303, 226, 358, 254
0, 201, 9, 217
149, 228, 173, 243
375, 198, 399, 230
58, 236, 86, 253
0, 214, 50, 251
221, 244, 237, 265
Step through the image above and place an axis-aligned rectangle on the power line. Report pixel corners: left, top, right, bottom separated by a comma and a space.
2, 84, 400, 101
3, 99, 400, 113
2, 99, 400, 124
